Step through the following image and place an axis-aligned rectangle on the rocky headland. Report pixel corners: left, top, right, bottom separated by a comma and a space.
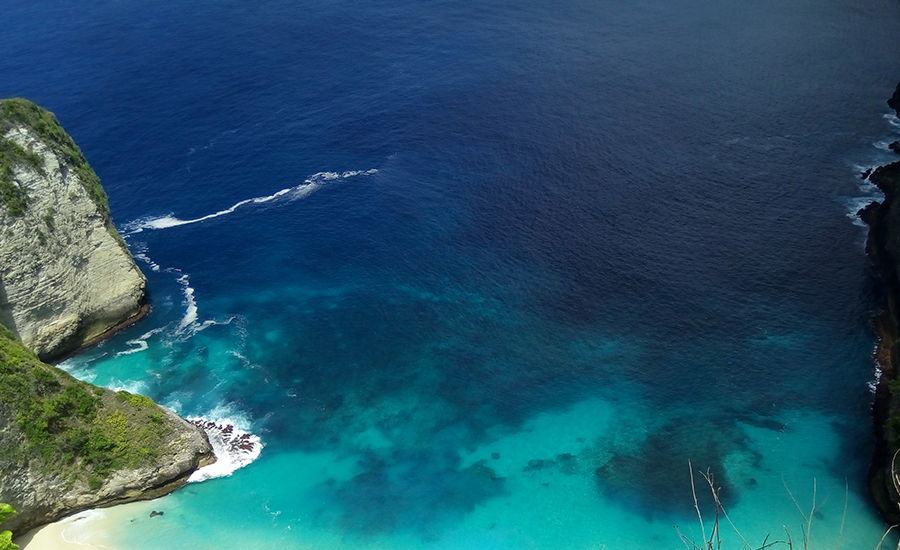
0, 98, 213, 535
0, 98, 147, 362
863, 81, 900, 524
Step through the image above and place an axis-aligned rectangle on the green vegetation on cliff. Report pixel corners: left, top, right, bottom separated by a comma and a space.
0, 131, 42, 217
0, 98, 129, 251
0, 325, 174, 488
0, 98, 109, 219
0, 504, 17, 550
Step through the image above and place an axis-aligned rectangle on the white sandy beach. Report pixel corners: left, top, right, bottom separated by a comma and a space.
16, 507, 130, 550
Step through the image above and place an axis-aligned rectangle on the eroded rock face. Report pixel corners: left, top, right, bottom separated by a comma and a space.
865, 83, 900, 524
0, 124, 146, 361
0, 101, 214, 535
0, 397, 214, 534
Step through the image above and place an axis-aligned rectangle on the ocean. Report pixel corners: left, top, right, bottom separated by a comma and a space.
4, 0, 900, 547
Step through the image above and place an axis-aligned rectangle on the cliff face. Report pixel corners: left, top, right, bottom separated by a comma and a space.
864, 83, 900, 523
0, 99, 214, 534
0, 98, 146, 361
0, 326, 214, 534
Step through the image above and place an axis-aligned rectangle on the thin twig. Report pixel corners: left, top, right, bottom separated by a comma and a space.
689, 460, 709, 547
805, 479, 817, 550
701, 469, 753, 549
782, 476, 810, 525
834, 479, 848, 550
874, 524, 896, 550
891, 449, 900, 498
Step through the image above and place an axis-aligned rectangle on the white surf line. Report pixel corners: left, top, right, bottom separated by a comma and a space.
187, 409, 263, 482
884, 112, 900, 128
843, 116, 900, 228
124, 169, 378, 234
113, 244, 207, 354
176, 273, 198, 332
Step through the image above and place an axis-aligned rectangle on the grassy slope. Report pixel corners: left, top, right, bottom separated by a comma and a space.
0, 324, 179, 489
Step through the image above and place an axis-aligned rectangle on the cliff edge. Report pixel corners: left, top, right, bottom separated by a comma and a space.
0, 325, 214, 534
0, 98, 146, 362
0, 99, 214, 535
863, 80, 900, 524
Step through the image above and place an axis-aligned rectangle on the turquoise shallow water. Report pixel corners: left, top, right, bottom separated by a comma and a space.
5, 0, 900, 546
59, 190, 900, 548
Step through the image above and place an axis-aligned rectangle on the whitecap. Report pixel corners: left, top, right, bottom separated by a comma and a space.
843, 196, 881, 228
187, 412, 263, 482
176, 274, 198, 332
874, 140, 897, 152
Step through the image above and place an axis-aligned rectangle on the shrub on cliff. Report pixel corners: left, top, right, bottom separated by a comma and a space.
0, 98, 109, 219
0, 504, 18, 550
0, 325, 175, 485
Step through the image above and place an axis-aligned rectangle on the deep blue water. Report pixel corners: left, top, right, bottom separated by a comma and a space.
5, 0, 900, 547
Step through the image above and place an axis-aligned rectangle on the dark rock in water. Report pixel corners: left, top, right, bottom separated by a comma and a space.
890, 141, 900, 155
859, 201, 882, 226
863, 168, 873, 179
889, 81, 900, 117
862, 128, 900, 523
150, 510, 164, 518
491, 452, 500, 460
556, 453, 578, 475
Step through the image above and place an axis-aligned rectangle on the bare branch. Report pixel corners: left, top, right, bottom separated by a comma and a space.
690, 460, 708, 548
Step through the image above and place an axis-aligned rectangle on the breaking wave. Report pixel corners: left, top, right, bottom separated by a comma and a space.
187, 413, 263, 482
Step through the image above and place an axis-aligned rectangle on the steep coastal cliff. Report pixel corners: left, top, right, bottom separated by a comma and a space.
0, 98, 146, 362
0, 325, 214, 534
863, 81, 900, 524
0, 99, 214, 535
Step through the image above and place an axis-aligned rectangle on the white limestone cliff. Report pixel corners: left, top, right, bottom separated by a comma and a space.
0, 124, 146, 361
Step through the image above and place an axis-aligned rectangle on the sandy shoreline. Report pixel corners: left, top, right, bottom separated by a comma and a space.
15, 508, 127, 550
17, 521, 105, 550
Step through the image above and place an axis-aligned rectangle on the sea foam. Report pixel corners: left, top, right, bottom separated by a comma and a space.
885, 112, 900, 128
187, 415, 263, 482
115, 327, 166, 357
123, 169, 377, 234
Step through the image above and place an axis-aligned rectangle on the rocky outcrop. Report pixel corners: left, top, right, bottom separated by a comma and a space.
0, 325, 214, 535
888, 81, 900, 117
864, 85, 900, 524
0, 99, 215, 534
0, 98, 146, 361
